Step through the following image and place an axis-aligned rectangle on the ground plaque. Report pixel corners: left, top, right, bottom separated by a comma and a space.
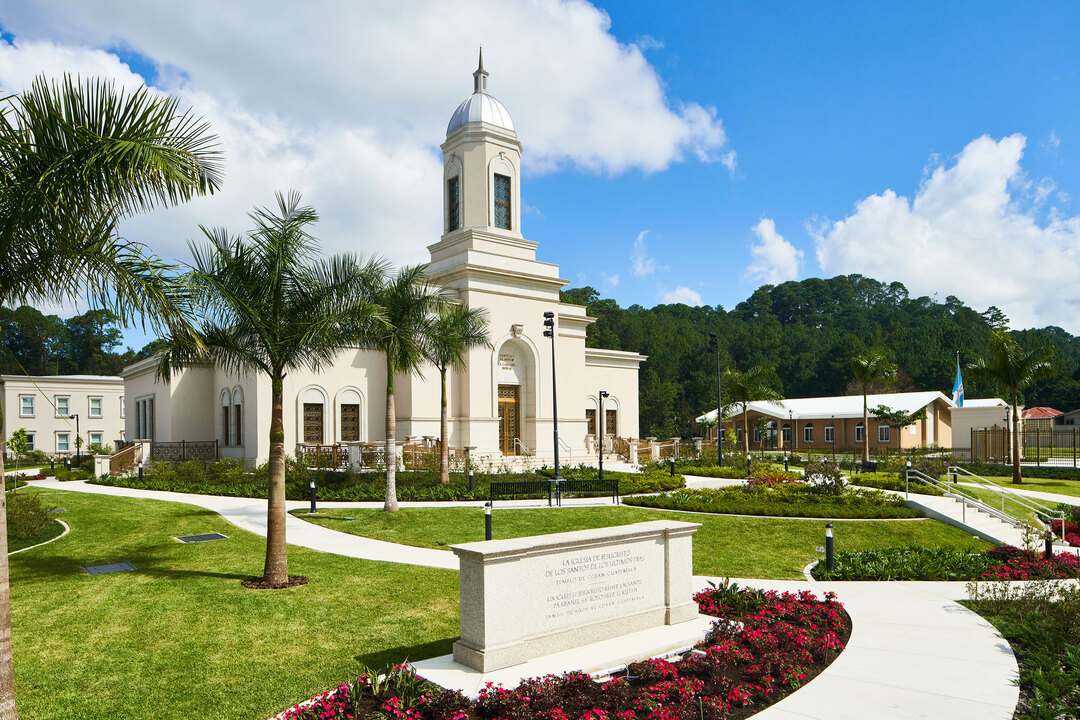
451, 520, 700, 672
176, 533, 229, 543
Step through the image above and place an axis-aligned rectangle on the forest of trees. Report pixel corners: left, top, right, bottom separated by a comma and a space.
0, 306, 161, 377
561, 274, 1080, 439
6, 274, 1080, 441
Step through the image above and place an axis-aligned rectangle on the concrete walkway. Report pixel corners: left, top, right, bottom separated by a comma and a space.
27, 478, 1020, 720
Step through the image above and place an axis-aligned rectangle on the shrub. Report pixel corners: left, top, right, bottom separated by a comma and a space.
849, 472, 944, 496
623, 486, 920, 519
7, 493, 55, 543
813, 544, 1080, 581
803, 460, 845, 496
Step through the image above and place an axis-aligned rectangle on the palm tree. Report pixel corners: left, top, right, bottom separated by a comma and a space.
158, 192, 384, 585
721, 365, 783, 456
0, 74, 220, 719
971, 331, 1054, 483
425, 303, 491, 484
851, 350, 896, 463
368, 266, 446, 510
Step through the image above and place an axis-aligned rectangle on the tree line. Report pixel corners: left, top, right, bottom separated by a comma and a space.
561, 275, 1080, 439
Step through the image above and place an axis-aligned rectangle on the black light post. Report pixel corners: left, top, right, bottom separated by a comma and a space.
309, 480, 317, 514
543, 311, 562, 481
598, 390, 609, 481
825, 523, 834, 572
708, 333, 723, 466
485, 501, 493, 541
790, 409, 796, 454
68, 413, 80, 465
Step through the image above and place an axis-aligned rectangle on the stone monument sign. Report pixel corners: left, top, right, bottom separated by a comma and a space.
451, 520, 701, 672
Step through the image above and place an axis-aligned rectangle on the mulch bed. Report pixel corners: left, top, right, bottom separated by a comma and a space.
242, 575, 309, 590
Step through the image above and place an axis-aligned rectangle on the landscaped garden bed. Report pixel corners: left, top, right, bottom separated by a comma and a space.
811, 544, 1080, 581
966, 580, 1080, 719
276, 582, 851, 720
622, 486, 920, 519
89, 460, 684, 501
846, 471, 944, 496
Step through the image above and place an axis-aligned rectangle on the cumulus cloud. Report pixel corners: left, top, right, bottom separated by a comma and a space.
813, 134, 1080, 332
659, 286, 703, 306
631, 230, 657, 277
0, 0, 733, 267
743, 218, 802, 285
601, 272, 619, 289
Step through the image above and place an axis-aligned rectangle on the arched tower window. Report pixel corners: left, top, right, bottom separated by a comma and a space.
494, 174, 511, 230
447, 176, 461, 231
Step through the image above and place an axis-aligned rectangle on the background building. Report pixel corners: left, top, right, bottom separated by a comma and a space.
2, 374, 125, 456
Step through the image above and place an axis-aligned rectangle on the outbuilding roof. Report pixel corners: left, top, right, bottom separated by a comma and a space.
1022, 406, 1063, 419
696, 390, 954, 423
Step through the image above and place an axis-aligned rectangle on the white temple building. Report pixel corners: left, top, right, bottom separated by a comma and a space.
122, 55, 645, 465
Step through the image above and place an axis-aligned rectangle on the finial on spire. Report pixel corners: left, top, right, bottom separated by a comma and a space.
473, 46, 489, 94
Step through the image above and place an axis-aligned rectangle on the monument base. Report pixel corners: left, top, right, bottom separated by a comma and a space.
416, 613, 715, 698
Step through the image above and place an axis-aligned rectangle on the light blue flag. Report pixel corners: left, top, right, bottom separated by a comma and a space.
952, 362, 964, 407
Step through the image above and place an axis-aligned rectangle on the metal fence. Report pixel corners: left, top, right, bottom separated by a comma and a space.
150, 440, 219, 462
967, 427, 1080, 467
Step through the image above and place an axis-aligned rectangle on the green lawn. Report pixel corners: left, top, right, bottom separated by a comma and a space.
970, 475, 1080, 499
293, 505, 987, 579
10, 489, 459, 720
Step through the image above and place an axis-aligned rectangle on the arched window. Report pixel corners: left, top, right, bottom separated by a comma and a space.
855, 422, 865, 443
878, 422, 890, 443
232, 388, 244, 447
337, 388, 364, 442
824, 423, 835, 443
298, 387, 328, 444
220, 390, 232, 446
803, 423, 814, 443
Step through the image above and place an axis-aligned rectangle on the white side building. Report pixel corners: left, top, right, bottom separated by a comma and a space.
2, 374, 126, 456
123, 57, 645, 465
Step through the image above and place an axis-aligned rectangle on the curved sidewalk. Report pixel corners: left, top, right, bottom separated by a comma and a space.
30, 478, 1019, 719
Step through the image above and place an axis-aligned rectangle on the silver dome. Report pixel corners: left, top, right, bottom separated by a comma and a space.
446, 92, 515, 136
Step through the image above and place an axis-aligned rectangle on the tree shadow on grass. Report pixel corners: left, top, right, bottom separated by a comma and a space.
354, 638, 456, 667
12, 544, 252, 583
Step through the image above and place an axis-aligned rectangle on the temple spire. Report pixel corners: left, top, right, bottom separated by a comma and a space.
473, 47, 489, 94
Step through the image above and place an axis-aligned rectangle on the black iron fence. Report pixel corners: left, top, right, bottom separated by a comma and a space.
150, 440, 219, 462
964, 427, 1080, 467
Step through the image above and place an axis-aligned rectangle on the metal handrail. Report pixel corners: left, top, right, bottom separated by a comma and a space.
949, 465, 1066, 541
558, 436, 571, 454
513, 438, 530, 455
906, 467, 1027, 530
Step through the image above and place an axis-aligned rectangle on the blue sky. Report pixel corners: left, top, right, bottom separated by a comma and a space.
1, 1, 1079, 348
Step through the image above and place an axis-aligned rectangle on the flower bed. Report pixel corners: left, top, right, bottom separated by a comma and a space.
812, 543, 1080, 581
274, 584, 850, 720
1051, 508, 1080, 546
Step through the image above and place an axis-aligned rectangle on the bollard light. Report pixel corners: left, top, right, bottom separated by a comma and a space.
669, 458, 675, 477
484, 502, 492, 541
746, 453, 752, 478
784, 455, 789, 472
825, 523, 834, 572
468, 469, 475, 494
1045, 534, 1054, 560
138, 460, 144, 482
309, 480, 317, 514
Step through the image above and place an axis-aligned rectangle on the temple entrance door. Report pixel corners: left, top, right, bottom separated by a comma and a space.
498, 384, 520, 455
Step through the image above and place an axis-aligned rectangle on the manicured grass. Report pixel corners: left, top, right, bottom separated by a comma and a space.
961, 485, 1051, 525
970, 474, 1080, 499
9, 517, 64, 553
10, 489, 459, 720
293, 505, 987, 579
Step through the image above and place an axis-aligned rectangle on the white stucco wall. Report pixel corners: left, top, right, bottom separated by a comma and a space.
3, 374, 125, 455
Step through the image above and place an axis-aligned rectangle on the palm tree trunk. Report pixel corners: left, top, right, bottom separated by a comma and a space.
1011, 397, 1022, 484
439, 368, 449, 485
0, 365, 18, 720
741, 405, 750, 456
264, 375, 288, 585
862, 392, 870, 463
384, 359, 399, 512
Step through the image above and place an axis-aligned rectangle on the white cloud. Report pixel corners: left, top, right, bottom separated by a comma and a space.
631, 230, 656, 277
659, 286, 703, 306
743, 218, 803, 285
601, 272, 619, 289
1042, 130, 1061, 151
0, 0, 733, 268
813, 134, 1080, 332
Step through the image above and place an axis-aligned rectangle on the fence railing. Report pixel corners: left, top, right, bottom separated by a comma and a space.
297, 444, 350, 470
150, 440, 219, 462
968, 427, 1080, 467
109, 443, 141, 476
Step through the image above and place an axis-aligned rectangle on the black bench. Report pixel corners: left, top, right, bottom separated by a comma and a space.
858, 460, 878, 474
489, 480, 555, 506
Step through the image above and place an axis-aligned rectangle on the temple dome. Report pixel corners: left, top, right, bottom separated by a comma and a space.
446, 92, 515, 136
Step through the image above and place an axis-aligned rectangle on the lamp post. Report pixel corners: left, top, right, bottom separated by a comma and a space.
68, 413, 80, 464
790, 409, 796, 453
599, 390, 609, 480
543, 311, 562, 481
708, 332, 723, 466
